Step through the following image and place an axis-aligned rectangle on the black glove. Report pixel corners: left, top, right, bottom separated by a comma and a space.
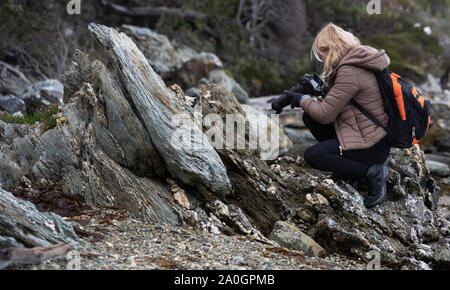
267, 93, 292, 114
284, 90, 310, 108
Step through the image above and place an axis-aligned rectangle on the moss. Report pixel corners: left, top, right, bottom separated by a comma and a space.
0, 105, 59, 132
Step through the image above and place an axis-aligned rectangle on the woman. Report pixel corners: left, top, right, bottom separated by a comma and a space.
294, 23, 390, 208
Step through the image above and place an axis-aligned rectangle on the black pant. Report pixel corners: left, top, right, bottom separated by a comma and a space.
303, 113, 390, 179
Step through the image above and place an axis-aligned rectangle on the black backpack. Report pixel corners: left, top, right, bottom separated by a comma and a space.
351, 68, 431, 148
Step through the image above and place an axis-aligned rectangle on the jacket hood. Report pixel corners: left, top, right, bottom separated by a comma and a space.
337, 45, 390, 72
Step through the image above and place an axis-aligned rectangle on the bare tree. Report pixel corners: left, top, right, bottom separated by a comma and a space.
236, 0, 309, 59
235, 0, 307, 54
236, 0, 277, 51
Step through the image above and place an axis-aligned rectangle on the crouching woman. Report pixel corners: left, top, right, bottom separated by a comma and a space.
299, 23, 391, 208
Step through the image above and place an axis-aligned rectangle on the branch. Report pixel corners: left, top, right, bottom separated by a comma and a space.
99, 0, 206, 19
236, 0, 246, 28
0, 61, 31, 85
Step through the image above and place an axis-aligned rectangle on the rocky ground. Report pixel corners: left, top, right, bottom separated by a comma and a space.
1, 23, 449, 271
7, 206, 371, 270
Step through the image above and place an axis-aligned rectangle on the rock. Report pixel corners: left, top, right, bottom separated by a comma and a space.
425, 154, 450, 167
185, 87, 200, 98
119, 24, 197, 78
275, 145, 448, 268
120, 25, 250, 104
0, 76, 180, 226
0, 187, 78, 248
193, 84, 291, 235
2, 23, 447, 270
88, 23, 231, 197
426, 160, 450, 177
0, 72, 32, 96
432, 238, 450, 268
206, 200, 270, 243
442, 90, 450, 102
430, 101, 450, 121
401, 258, 432, 270
269, 221, 326, 257
176, 53, 223, 88
207, 70, 249, 104
421, 74, 442, 96
62, 49, 165, 178
0, 95, 26, 113
241, 104, 292, 160
283, 127, 317, 158
20, 79, 64, 113
0, 236, 24, 249
436, 135, 450, 152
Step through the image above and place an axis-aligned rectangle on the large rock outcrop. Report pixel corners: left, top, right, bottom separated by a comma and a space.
272, 146, 449, 269
88, 23, 232, 197
1, 23, 448, 270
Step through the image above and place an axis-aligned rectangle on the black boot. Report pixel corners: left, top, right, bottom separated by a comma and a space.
364, 163, 390, 208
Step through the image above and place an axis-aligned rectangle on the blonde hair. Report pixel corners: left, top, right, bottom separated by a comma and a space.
312, 23, 361, 81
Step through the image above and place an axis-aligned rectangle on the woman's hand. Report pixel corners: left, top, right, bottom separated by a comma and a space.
283, 90, 311, 108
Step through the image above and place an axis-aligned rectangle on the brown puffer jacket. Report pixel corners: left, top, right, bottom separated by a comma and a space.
301, 45, 390, 150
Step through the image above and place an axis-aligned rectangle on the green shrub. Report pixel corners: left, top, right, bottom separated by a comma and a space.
0, 105, 59, 132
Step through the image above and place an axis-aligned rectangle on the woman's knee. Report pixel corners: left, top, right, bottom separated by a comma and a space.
304, 145, 321, 168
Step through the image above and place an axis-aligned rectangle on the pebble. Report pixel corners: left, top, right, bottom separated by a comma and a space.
9, 208, 370, 270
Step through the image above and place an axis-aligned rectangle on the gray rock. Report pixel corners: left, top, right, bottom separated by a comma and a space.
62, 50, 165, 178
206, 200, 270, 243
207, 70, 249, 104
426, 160, 450, 177
432, 238, 450, 268
0, 72, 32, 96
0, 95, 26, 113
436, 135, 450, 153
20, 79, 63, 113
276, 144, 448, 268
120, 25, 250, 104
421, 74, 442, 95
0, 187, 78, 247
0, 98, 181, 226
283, 127, 317, 158
176, 53, 223, 88
88, 23, 231, 197
425, 154, 450, 167
119, 24, 197, 77
269, 221, 326, 257
185, 87, 200, 98
0, 236, 24, 249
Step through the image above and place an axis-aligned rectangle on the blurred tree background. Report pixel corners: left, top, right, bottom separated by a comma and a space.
0, 0, 449, 96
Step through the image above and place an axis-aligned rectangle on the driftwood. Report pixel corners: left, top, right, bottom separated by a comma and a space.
0, 243, 74, 269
